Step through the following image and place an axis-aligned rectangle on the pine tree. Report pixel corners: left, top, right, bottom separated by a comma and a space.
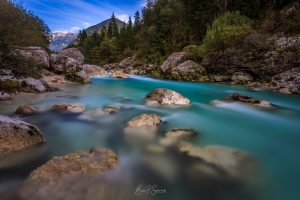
133, 11, 141, 34
126, 17, 134, 49
78, 29, 87, 46
110, 13, 119, 38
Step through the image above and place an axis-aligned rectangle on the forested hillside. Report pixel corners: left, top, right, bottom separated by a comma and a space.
73, 0, 298, 65
0, 0, 50, 49
0, 0, 50, 77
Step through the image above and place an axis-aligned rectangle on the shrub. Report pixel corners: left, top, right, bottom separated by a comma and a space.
200, 11, 253, 55
183, 45, 203, 62
0, 52, 43, 78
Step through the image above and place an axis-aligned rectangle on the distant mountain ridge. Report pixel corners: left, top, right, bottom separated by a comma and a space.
49, 32, 77, 52
85, 18, 126, 36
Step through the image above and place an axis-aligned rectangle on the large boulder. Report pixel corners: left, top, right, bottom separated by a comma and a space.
0, 115, 44, 156
145, 88, 190, 105
178, 142, 258, 179
25, 148, 118, 184
160, 52, 188, 72
82, 64, 107, 76
4, 148, 118, 200
51, 48, 85, 80
21, 78, 48, 93
16, 46, 50, 69
56, 48, 84, 65
51, 103, 86, 113
119, 56, 140, 68
170, 60, 209, 81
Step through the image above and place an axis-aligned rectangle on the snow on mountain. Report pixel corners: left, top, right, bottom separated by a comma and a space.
49, 32, 77, 52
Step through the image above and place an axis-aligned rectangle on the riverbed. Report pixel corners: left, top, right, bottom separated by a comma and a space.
1, 75, 300, 200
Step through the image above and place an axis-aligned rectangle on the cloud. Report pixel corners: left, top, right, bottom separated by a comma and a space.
116, 14, 129, 23
83, 22, 91, 28
69, 26, 81, 33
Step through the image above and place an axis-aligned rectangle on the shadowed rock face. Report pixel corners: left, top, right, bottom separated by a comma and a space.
160, 52, 188, 73
55, 48, 84, 65
16, 46, 50, 69
145, 88, 190, 105
0, 115, 44, 155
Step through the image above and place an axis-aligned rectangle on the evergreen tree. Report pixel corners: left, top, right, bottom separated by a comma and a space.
126, 17, 134, 49
133, 11, 141, 34
78, 29, 87, 46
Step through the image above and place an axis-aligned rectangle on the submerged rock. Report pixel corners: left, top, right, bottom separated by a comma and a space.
15, 105, 39, 114
145, 88, 190, 105
25, 148, 118, 184
125, 114, 161, 129
225, 93, 274, 108
51, 103, 86, 113
165, 128, 197, 139
124, 114, 162, 138
0, 115, 44, 155
111, 70, 129, 79
79, 107, 117, 121
178, 142, 257, 179
0, 92, 11, 101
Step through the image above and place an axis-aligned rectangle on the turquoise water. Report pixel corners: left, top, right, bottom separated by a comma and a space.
1, 75, 300, 200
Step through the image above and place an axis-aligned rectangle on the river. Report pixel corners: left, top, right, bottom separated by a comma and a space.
1, 75, 300, 200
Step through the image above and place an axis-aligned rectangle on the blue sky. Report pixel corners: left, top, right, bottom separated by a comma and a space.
14, 0, 146, 33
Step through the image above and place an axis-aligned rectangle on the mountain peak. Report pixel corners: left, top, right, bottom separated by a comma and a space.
49, 32, 77, 52
85, 18, 126, 36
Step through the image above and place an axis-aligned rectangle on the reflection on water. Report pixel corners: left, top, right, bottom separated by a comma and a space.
1, 75, 300, 200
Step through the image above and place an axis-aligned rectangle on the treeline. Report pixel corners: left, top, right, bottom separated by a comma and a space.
73, 0, 297, 65
72, 13, 139, 65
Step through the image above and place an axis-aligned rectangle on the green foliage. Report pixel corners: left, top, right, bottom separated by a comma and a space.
200, 12, 253, 55
183, 45, 202, 62
1, 52, 43, 78
0, 1, 50, 49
